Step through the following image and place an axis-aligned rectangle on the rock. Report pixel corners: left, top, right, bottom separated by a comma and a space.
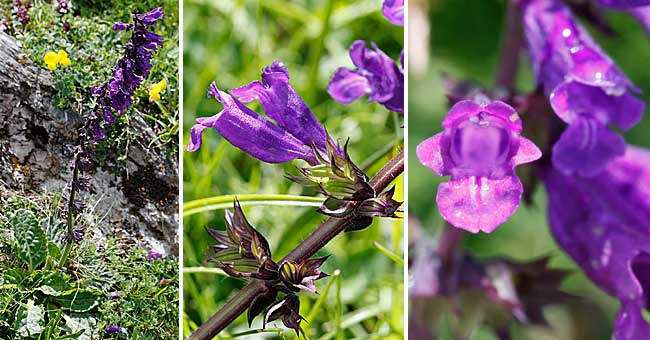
0, 31, 178, 256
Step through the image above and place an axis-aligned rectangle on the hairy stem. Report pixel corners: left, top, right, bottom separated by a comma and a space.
58, 151, 80, 268
495, 0, 523, 91
188, 150, 404, 340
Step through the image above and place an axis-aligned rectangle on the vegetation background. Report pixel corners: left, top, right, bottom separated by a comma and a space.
182, 0, 404, 339
408, 0, 650, 339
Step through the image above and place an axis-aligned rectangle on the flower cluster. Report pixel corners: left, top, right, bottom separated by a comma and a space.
328, 41, 404, 113
43, 50, 71, 71
56, 0, 70, 14
90, 7, 164, 140
13, 0, 31, 25
206, 200, 328, 335
327, 0, 404, 113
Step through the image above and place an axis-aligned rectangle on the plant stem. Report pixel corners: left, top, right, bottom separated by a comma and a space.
495, 0, 523, 92
188, 150, 404, 340
58, 151, 80, 268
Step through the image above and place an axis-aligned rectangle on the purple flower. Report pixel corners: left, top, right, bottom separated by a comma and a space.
105, 325, 126, 334
109, 291, 120, 299
146, 251, 163, 260
521, 0, 645, 176
0, 18, 8, 32
543, 146, 650, 339
596, 0, 650, 8
328, 41, 404, 113
56, 0, 69, 14
188, 61, 331, 165
90, 7, 164, 140
382, 0, 404, 26
416, 99, 541, 233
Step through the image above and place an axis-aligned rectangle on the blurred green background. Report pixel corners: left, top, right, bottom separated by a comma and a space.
408, 0, 650, 339
183, 0, 404, 339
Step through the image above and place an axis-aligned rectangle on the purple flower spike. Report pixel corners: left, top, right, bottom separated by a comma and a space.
328, 41, 404, 113
189, 62, 331, 165
382, 0, 404, 26
521, 0, 645, 176
416, 99, 541, 233
90, 7, 164, 141
543, 146, 650, 339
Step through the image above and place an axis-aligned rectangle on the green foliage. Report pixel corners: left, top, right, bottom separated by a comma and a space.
11, 209, 48, 271
183, 0, 403, 338
0, 193, 178, 339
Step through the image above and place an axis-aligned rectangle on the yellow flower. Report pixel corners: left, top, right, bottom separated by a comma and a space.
58, 50, 71, 66
43, 50, 71, 71
149, 78, 167, 102
43, 51, 59, 71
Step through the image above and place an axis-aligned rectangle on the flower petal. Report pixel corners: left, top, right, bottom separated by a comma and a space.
199, 84, 313, 163
484, 100, 522, 132
327, 68, 371, 104
441, 100, 482, 129
551, 118, 626, 177
437, 175, 522, 233
512, 137, 542, 166
550, 80, 644, 130
187, 124, 207, 152
416, 134, 446, 176
230, 61, 329, 152
382, 0, 404, 26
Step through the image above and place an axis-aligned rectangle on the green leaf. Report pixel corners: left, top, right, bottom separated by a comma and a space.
11, 209, 48, 270
48, 242, 62, 260
62, 313, 97, 340
36, 272, 71, 296
54, 290, 101, 312
14, 299, 45, 337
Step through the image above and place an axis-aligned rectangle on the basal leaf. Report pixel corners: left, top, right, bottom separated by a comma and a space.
62, 313, 97, 340
10, 209, 48, 270
54, 290, 101, 312
36, 272, 71, 296
14, 299, 45, 337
